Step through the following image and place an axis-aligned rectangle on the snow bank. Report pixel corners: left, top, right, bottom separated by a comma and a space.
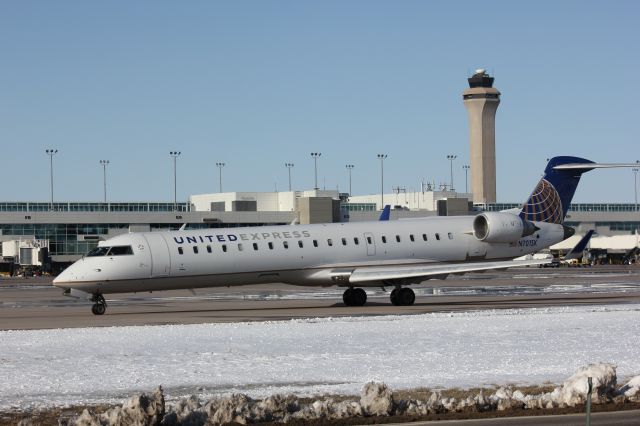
619, 375, 640, 400
557, 363, 617, 406
56, 364, 638, 425
360, 382, 393, 416
2, 305, 640, 411
66, 387, 165, 426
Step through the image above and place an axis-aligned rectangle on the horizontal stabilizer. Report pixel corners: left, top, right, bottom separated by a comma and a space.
347, 258, 552, 284
554, 162, 640, 170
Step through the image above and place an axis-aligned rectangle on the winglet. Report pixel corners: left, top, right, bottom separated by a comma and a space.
379, 205, 391, 221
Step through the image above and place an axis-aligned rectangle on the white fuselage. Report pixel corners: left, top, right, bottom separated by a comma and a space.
53, 215, 565, 295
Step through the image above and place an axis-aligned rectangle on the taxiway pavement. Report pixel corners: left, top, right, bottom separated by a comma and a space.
2, 266, 639, 330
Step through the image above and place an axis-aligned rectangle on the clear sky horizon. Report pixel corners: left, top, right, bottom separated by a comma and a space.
1, 1, 638, 204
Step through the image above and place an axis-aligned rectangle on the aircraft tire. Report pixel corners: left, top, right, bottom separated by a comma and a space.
92, 303, 106, 315
352, 288, 367, 306
390, 288, 400, 306
343, 288, 367, 306
342, 288, 354, 305
397, 288, 415, 306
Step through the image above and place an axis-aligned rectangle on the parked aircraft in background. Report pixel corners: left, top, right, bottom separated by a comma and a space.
524, 229, 595, 267
53, 156, 636, 315
562, 229, 595, 262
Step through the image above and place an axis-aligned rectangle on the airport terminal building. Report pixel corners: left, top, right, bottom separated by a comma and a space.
0, 190, 638, 270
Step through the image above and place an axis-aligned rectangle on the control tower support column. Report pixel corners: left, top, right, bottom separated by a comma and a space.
463, 69, 501, 204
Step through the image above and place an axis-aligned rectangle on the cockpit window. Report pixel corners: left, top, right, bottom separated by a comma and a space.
87, 246, 110, 257
108, 246, 134, 256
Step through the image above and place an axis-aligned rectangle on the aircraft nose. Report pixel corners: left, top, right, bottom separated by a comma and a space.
53, 264, 78, 288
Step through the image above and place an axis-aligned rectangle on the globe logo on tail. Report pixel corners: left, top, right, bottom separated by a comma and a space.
520, 179, 563, 224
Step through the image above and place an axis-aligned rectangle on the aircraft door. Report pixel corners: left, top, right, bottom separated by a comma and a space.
144, 233, 171, 277
364, 232, 376, 256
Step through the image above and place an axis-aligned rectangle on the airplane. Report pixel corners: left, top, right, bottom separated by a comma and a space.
379, 205, 391, 221
53, 156, 635, 315
559, 229, 595, 265
518, 229, 595, 266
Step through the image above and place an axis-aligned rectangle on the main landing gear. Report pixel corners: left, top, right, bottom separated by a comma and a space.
390, 287, 415, 306
91, 293, 107, 315
343, 287, 367, 306
342, 287, 416, 307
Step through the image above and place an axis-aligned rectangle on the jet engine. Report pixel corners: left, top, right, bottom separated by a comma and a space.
473, 212, 537, 243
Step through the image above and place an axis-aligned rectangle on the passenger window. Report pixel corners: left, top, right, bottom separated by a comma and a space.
193, 246, 198, 254
298, 240, 304, 248
448, 232, 453, 240
238, 244, 244, 251
382, 236, 387, 243
341, 238, 347, 246
354, 237, 359, 245
206, 245, 212, 253
253, 243, 258, 250
313, 240, 318, 247
422, 234, 428, 241
283, 241, 289, 249
395, 235, 401, 243
367, 236, 372, 244
268, 242, 274, 250
327, 239, 333, 246
108, 246, 134, 256
178, 247, 184, 255
222, 244, 227, 252
435, 233, 440, 241
410, 234, 415, 242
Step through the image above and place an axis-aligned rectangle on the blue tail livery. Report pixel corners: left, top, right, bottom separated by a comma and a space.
564, 229, 595, 260
519, 156, 595, 224
379, 205, 391, 221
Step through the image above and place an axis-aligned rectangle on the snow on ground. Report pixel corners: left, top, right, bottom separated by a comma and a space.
1, 304, 639, 411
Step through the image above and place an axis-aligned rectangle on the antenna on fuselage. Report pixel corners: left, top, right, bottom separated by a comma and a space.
179, 223, 187, 231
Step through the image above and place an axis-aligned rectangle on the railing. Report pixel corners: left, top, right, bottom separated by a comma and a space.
0, 202, 191, 213
475, 203, 640, 213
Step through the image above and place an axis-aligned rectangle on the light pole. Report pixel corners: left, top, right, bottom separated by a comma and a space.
346, 164, 354, 195
169, 151, 181, 210
310, 153, 321, 190
45, 149, 58, 210
99, 160, 110, 203
216, 162, 226, 192
462, 164, 470, 194
447, 154, 457, 191
377, 154, 387, 208
633, 160, 639, 212
285, 163, 294, 191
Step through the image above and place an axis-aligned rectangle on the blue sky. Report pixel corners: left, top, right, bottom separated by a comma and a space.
1, 1, 638, 203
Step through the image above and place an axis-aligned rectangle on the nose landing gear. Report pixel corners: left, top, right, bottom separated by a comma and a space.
342, 287, 367, 306
91, 293, 107, 315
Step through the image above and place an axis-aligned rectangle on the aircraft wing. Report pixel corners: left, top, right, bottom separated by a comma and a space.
346, 258, 551, 284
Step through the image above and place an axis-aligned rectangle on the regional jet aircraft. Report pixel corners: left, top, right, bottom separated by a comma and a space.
53, 156, 633, 315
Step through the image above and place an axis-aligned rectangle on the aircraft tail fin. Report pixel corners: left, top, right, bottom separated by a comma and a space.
564, 230, 595, 260
519, 156, 595, 224
379, 205, 391, 221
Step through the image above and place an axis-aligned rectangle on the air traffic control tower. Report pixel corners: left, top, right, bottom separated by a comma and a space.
463, 69, 500, 204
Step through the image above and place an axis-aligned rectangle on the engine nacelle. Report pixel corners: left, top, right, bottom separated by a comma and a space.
473, 212, 537, 243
